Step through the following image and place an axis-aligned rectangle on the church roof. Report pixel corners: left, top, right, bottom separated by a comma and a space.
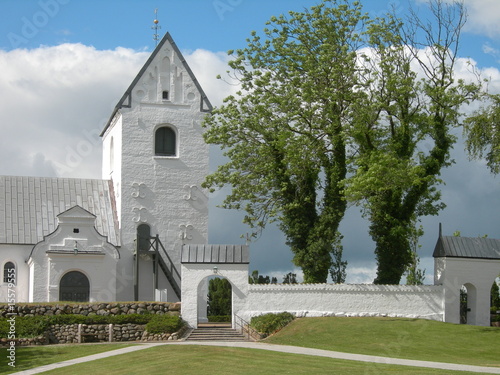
100, 32, 213, 137
0, 176, 119, 246
433, 235, 500, 260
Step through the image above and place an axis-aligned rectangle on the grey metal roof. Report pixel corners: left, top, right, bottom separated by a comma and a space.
433, 235, 500, 259
181, 244, 249, 264
100, 32, 213, 137
0, 176, 119, 246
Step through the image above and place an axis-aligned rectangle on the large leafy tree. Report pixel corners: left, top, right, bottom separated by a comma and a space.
346, 1, 481, 284
203, 0, 482, 285
203, 0, 368, 283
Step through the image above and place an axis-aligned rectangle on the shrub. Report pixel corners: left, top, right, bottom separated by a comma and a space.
250, 312, 295, 337
145, 315, 184, 334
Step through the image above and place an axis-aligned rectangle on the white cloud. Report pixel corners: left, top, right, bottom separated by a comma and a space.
0, 44, 233, 179
415, 0, 500, 39
461, 0, 500, 39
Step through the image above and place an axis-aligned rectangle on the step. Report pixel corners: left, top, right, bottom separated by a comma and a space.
186, 326, 250, 341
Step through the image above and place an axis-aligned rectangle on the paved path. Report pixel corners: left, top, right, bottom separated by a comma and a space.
11, 341, 500, 374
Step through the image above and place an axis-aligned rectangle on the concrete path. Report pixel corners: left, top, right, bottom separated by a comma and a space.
11, 341, 500, 374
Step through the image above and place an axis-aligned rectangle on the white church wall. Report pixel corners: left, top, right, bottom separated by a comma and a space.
101, 113, 123, 222
241, 284, 445, 323
0, 244, 31, 302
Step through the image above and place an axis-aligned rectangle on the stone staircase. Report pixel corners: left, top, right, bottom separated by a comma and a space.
185, 323, 250, 341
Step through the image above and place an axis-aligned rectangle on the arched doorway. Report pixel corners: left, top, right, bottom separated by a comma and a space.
59, 271, 90, 302
204, 276, 232, 324
460, 283, 477, 325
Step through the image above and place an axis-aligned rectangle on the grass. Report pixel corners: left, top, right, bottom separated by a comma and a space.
27, 345, 485, 375
0, 343, 134, 374
265, 317, 500, 367
1, 317, 498, 374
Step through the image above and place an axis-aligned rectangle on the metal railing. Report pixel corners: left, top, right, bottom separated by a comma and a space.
233, 313, 262, 341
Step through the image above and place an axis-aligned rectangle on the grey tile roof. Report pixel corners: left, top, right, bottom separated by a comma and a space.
0, 176, 119, 246
433, 235, 500, 259
181, 244, 249, 264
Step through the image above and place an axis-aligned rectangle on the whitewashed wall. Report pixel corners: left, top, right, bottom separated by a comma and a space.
239, 284, 444, 322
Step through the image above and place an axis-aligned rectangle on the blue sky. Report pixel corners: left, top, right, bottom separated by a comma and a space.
1, 0, 500, 283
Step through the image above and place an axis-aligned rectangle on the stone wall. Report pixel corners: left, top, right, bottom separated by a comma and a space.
0, 302, 180, 317
241, 284, 444, 322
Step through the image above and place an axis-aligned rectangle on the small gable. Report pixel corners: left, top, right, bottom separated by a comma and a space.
101, 32, 213, 136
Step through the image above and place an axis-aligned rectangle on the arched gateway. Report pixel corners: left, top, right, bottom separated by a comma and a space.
433, 231, 500, 326
181, 244, 249, 328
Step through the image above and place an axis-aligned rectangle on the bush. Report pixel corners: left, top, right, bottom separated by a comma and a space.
0, 316, 50, 338
0, 312, 177, 338
250, 312, 295, 337
145, 315, 184, 334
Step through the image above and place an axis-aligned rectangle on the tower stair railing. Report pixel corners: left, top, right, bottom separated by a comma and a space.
149, 235, 182, 300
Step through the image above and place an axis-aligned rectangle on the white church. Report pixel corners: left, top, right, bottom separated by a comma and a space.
0, 32, 232, 304
1, 32, 499, 328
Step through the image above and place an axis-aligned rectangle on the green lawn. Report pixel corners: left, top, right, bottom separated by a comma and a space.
0, 344, 134, 374
265, 317, 500, 367
1, 318, 498, 374
28, 345, 485, 375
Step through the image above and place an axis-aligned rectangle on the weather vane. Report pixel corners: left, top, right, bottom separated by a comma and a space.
152, 8, 161, 46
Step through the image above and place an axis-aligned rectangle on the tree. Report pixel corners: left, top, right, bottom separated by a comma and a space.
329, 233, 347, 283
404, 224, 426, 285
464, 93, 500, 175
207, 278, 231, 317
283, 272, 298, 284
249, 270, 277, 284
203, 0, 369, 283
203, 0, 482, 284
345, 1, 481, 284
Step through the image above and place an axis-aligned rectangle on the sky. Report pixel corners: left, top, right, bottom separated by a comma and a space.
1, 0, 500, 284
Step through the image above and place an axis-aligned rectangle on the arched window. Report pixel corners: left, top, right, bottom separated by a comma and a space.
137, 223, 151, 252
59, 271, 90, 302
155, 126, 176, 156
3, 262, 15, 284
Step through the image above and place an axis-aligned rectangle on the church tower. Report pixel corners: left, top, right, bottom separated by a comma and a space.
100, 32, 212, 301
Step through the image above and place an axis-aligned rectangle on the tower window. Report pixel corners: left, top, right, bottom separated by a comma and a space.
155, 126, 176, 156
162, 91, 169, 100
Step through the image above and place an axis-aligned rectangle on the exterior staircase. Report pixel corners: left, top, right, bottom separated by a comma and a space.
186, 323, 250, 341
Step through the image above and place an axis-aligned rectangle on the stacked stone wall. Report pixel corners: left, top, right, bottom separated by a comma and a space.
0, 302, 180, 317
0, 302, 184, 346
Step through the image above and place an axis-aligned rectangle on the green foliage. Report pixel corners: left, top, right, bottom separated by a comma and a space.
464, 93, 500, 175
492, 279, 500, 308
249, 270, 276, 284
204, 0, 486, 284
0, 313, 169, 338
207, 315, 231, 323
250, 312, 295, 336
344, 1, 482, 284
404, 225, 426, 285
282, 272, 298, 284
203, 0, 363, 283
145, 315, 184, 334
0, 316, 50, 338
207, 278, 232, 316
329, 233, 347, 283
